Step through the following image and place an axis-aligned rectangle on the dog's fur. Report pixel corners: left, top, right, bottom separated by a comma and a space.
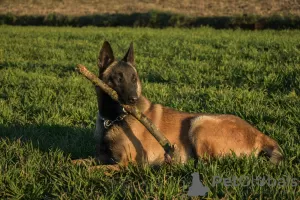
93, 41, 283, 168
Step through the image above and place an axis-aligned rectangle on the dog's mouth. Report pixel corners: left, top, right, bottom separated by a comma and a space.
120, 96, 139, 105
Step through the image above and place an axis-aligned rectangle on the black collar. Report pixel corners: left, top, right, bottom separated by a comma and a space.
99, 108, 128, 129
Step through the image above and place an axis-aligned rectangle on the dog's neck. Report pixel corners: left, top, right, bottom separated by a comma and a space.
96, 87, 124, 120
96, 87, 151, 120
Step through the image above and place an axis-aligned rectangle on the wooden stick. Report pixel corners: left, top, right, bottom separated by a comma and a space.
76, 64, 176, 164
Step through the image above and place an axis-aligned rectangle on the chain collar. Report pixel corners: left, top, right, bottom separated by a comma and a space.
99, 108, 128, 129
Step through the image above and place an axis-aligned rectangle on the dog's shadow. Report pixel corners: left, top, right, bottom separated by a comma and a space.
0, 123, 95, 159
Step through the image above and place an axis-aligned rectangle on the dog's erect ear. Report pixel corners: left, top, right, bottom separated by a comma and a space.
122, 42, 134, 65
98, 41, 114, 73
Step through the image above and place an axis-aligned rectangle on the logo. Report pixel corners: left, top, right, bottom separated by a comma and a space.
187, 172, 210, 197
187, 172, 299, 197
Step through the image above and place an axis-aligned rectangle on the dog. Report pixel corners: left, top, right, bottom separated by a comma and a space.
92, 41, 283, 168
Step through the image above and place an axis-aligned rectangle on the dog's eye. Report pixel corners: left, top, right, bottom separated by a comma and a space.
131, 75, 137, 82
114, 73, 123, 83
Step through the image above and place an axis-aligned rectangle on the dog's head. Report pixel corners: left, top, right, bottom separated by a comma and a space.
97, 41, 141, 105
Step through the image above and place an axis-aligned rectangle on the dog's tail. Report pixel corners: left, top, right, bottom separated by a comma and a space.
262, 137, 284, 164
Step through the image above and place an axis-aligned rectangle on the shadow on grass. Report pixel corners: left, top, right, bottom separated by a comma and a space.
0, 123, 95, 159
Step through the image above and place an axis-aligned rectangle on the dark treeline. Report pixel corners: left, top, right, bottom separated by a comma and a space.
1, 11, 299, 30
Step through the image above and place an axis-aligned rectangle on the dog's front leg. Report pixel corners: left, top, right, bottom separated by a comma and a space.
94, 112, 104, 157
72, 158, 123, 172
88, 164, 121, 172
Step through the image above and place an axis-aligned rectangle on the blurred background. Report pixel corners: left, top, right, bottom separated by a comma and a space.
0, 0, 299, 16
0, 0, 299, 29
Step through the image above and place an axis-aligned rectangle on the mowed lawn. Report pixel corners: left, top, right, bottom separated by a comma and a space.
0, 26, 299, 199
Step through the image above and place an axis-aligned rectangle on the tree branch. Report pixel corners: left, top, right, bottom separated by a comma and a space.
76, 64, 176, 164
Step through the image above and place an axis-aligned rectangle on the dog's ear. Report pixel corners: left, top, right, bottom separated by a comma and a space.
98, 41, 114, 73
122, 42, 134, 65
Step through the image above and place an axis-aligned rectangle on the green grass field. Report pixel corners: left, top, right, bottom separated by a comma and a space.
0, 26, 299, 199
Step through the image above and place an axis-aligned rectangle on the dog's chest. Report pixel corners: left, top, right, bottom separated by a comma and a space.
102, 116, 165, 164
103, 116, 143, 145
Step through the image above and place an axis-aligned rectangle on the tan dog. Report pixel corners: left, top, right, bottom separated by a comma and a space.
92, 41, 283, 169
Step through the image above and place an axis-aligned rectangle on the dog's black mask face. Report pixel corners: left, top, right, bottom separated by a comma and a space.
102, 61, 141, 105
98, 41, 141, 105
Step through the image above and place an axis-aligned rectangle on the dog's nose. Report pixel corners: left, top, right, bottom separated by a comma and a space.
128, 96, 138, 104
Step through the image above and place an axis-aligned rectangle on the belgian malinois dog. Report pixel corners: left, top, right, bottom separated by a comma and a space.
93, 41, 283, 168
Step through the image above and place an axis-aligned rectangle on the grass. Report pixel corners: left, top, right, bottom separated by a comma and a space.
0, 26, 299, 199
0, 0, 299, 17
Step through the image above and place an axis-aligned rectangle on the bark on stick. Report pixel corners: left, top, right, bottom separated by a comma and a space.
76, 64, 176, 163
